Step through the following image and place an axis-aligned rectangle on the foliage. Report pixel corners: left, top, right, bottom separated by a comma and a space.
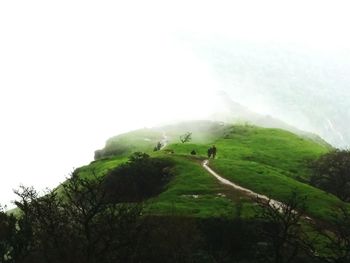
1, 122, 344, 262
306, 206, 350, 263
255, 191, 309, 263
310, 150, 350, 202
0, 206, 16, 263
199, 217, 261, 262
5, 175, 143, 263
134, 216, 204, 263
103, 152, 174, 203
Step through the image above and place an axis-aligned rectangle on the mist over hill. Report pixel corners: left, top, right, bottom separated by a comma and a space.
208, 92, 329, 146
189, 39, 350, 148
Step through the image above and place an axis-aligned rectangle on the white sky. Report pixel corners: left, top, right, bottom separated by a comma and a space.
1, 0, 350, 207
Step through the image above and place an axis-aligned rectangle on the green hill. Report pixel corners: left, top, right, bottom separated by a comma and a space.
76, 121, 347, 221
8, 121, 348, 262
94, 120, 228, 159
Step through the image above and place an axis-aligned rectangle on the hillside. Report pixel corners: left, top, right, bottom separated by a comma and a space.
81, 121, 345, 221
7, 121, 349, 262
94, 120, 227, 160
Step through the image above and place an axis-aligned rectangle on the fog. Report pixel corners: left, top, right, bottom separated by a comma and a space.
1, 0, 349, 207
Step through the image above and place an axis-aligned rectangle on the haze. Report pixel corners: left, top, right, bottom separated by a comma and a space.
1, 0, 349, 207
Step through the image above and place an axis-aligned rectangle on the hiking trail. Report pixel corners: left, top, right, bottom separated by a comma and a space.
202, 159, 300, 214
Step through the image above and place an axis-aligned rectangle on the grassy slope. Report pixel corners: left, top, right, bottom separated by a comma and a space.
75, 153, 256, 219
209, 127, 342, 220
213, 126, 330, 180
95, 121, 227, 159
76, 157, 128, 179
146, 156, 256, 218
94, 129, 164, 159
162, 125, 346, 221
78, 122, 345, 221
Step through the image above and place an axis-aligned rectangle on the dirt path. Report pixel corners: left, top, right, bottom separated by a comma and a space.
158, 134, 311, 219
159, 134, 285, 212
202, 159, 286, 211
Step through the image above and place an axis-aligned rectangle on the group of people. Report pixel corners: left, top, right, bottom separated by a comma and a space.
207, 145, 217, 159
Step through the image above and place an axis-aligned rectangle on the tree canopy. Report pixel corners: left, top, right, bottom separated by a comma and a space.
310, 149, 350, 202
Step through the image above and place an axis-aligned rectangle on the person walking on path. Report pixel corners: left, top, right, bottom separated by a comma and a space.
212, 145, 217, 159
207, 147, 212, 158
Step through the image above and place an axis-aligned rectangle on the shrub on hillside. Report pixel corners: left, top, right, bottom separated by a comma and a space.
310, 149, 350, 202
103, 152, 174, 202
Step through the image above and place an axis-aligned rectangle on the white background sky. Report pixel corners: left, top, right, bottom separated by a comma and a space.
1, 0, 350, 207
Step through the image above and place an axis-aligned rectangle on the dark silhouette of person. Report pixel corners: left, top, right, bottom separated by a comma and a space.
212, 145, 217, 159
157, 141, 162, 150
207, 148, 212, 158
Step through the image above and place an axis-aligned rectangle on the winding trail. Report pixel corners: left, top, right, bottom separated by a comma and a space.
203, 160, 313, 220
202, 159, 287, 212
159, 132, 282, 209
159, 133, 302, 216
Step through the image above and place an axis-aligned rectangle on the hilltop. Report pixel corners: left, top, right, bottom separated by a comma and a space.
94, 92, 331, 161
84, 121, 342, 221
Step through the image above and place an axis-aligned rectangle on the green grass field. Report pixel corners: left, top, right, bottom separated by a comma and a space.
76, 156, 128, 179
146, 156, 257, 218
75, 122, 346, 221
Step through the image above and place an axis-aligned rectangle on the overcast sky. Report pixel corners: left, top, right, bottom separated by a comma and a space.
1, 0, 349, 207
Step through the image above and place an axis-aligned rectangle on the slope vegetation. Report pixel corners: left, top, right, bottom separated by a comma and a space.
79, 121, 344, 221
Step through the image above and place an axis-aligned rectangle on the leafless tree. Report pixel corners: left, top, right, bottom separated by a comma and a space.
180, 132, 192, 143
255, 191, 309, 263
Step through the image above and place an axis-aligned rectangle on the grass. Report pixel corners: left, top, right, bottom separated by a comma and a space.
95, 128, 164, 159
75, 153, 257, 219
156, 125, 345, 221
73, 122, 345, 222
145, 156, 257, 218
76, 156, 128, 179
215, 126, 330, 180
210, 159, 342, 220
95, 121, 228, 159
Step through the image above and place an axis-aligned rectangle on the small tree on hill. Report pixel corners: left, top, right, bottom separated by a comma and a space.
180, 132, 192, 143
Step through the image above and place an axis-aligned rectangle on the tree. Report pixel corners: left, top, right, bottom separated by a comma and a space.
306, 206, 350, 263
255, 192, 309, 263
13, 186, 72, 263
310, 150, 350, 202
0, 206, 17, 263
61, 172, 143, 263
10, 172, 143, 263
180, 132, 192, 143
